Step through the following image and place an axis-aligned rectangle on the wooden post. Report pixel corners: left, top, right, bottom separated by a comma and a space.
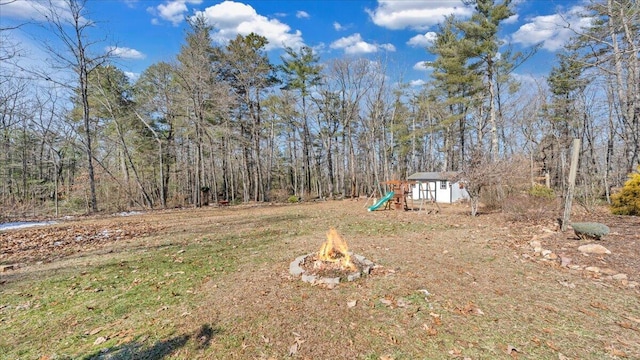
561, 139, 580, 231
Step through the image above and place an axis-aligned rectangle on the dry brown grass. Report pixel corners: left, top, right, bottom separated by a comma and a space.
1, 201, 639, 359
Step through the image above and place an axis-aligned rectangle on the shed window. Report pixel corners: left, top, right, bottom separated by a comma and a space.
440, 181, 448, 190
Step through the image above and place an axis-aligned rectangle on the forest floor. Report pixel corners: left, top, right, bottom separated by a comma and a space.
1, 200, 639, 359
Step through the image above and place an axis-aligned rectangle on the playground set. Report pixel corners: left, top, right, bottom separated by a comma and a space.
366, 180, 440, 213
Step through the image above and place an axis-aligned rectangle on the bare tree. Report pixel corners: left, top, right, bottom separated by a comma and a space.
38, 0, 112, 212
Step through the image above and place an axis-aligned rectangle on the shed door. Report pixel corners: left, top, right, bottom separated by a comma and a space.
417, 181, 436, 200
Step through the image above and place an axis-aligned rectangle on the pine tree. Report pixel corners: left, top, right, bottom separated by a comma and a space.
280, 46, 323, 197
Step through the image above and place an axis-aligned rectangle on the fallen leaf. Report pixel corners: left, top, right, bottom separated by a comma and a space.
288, 342, 298, 356
558, 280, 575, 288
422, 324, 438, 336
379, 355, 394, 360
507, 344, 519, 358
88, 327, 103, 336
347, 300, 357, 308
546, 341, 559, 351
590, 301, 608, 310
93, 336, 107, 346
578, 308, 597, 317
609, 348, 627, 357
616, 321, 637, 331
379, 298, 393, 306
430, 313, 442, 326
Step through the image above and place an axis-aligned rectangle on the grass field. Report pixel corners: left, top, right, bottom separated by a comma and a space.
1, 201, 639, 359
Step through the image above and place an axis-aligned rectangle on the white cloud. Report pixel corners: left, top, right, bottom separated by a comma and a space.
195, 1, 304, 50
407, 32, 437, 47
106, 46, 146, 59
511, 72, 543, 89
504, 14, 519, 24
511, 6, 592, 51
149, 0, 202, 26
124, 71, 141, 82
413, 61, 431, 71
2, 0, 85, 23
296, 10, 310, 19
123, 0, 139, 8
1, 0, 49, 21
409, 79, 426, 87
330, 33, 395, 55
379, 43, 396, 51
333, 21, 353, 32
367, 0, 473, 31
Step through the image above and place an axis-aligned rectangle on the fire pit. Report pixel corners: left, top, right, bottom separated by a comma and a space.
290, 228, 375, 286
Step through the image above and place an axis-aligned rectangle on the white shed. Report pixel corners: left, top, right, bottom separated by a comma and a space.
407, 172, 469, 204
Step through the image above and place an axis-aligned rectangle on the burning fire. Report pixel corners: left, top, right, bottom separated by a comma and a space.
317, 228, 356, 271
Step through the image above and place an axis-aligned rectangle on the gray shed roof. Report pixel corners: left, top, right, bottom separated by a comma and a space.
407, 172, 460, 181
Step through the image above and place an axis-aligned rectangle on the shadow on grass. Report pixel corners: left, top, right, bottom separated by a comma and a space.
82, 324, 220, 360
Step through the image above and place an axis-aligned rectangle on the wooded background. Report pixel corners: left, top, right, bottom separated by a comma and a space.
1, 0, 638, 216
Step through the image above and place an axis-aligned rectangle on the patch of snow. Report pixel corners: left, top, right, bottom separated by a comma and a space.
117, 211, 143, 217
0, 221, 57, 231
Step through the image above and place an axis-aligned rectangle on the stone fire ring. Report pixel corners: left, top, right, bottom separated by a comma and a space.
289, 253, 375, 286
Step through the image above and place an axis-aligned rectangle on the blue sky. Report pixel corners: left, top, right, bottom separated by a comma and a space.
1, 0, 591, 87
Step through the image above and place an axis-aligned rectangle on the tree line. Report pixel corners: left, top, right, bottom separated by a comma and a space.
0, 0, 638, 216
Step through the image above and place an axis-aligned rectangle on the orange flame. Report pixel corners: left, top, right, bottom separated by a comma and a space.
318, 228, 356, 270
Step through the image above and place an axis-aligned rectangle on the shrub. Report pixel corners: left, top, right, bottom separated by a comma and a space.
288, 195, 300, 203
610, 168, 640, 216
502, 193, 559, 222
268, 189, 290, 203
572, 222, 610, 240
528, 184, 555, 199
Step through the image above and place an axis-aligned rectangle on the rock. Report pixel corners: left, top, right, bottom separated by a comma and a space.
585, 266, 600, 273
572, 222, 610, 240
560, 256, 572, 267
612, 274, 628, 281
530, 240, 542, 249
601, 268, 617, 276
577, 244, 611, 255
541, 249, 552, 257
289, 254, 310, 277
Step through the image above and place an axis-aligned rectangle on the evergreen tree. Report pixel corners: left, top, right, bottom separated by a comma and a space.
428, 15, 480, 171
218, 33, 278, 202
458, 0, 515, 158
280, 46, 323, 197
